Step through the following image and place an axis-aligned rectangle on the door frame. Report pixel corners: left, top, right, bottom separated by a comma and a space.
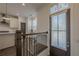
49, 9, 71, 56
21, 22, 26, 33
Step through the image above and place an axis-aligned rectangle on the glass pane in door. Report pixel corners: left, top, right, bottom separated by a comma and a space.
59, 31, 67, 51
51, 15, 58, 30
51, 31, 58, 47
58, 13, 66, 30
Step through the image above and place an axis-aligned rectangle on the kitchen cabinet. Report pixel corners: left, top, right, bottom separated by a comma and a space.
10, 18, 19, 29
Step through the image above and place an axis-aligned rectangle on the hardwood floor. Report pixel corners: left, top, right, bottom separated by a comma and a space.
0, 43, 47, 56
0, 46, 16, 56
50, 46, 66, 56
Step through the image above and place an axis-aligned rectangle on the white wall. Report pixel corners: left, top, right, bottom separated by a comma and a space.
70, 4, 79, 56
37, 6, 49, 32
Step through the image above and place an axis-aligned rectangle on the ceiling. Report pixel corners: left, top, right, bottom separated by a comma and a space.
0, 3, 48, 17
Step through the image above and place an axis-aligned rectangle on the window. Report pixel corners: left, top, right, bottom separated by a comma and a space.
49, 3, 70, 14
32, 17, 37, 31
28, 16, 37, 33
51, 12, 67, 51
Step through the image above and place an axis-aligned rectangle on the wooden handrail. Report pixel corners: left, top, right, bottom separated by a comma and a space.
22, 31, 48, 36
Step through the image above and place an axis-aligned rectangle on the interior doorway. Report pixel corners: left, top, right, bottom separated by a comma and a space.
50, 9, 70, 56
21, 22, 26, 33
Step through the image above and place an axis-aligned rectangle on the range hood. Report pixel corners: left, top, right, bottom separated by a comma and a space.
1, 19, 7, 23
0, 14, 10, 24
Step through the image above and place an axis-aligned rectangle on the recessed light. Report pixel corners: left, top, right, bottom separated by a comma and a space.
22, 3, 25, 6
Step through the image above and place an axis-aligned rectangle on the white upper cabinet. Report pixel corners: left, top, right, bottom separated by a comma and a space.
10, 18, 19, 29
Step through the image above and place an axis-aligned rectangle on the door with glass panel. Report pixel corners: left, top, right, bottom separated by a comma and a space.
50, 9, 70, 56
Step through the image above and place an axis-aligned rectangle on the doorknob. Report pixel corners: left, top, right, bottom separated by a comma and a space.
67, 42, 70, 47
